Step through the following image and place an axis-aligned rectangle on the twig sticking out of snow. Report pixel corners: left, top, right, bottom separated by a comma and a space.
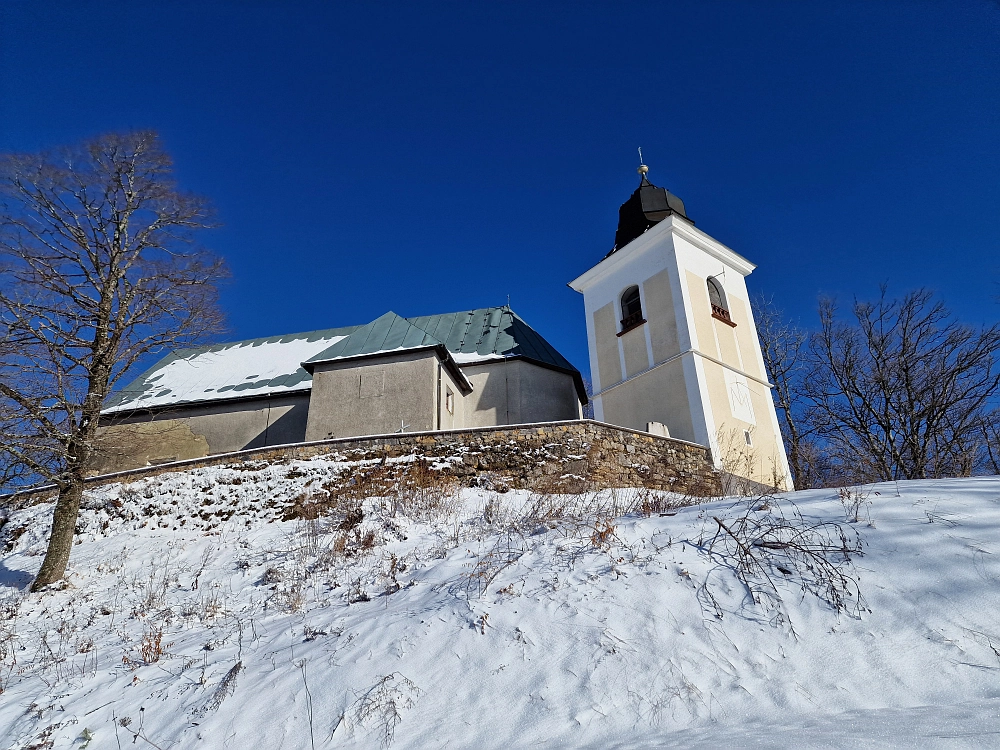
350, 672, 421, 748
202, 660, 243, 714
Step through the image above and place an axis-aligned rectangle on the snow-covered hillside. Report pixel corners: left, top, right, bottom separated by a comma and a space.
2, 457, 1000, 748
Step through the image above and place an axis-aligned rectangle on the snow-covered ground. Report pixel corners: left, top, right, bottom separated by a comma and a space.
2, 458, 1000, 748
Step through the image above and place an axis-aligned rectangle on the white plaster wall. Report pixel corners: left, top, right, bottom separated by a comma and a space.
671, 228, 792, 488
570, 214, 793, 489
436, 361, 466, 430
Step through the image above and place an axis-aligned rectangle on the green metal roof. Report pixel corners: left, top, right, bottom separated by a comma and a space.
303, 311, 474, 393
407, 307, 580, 374
104, 306, 585, 414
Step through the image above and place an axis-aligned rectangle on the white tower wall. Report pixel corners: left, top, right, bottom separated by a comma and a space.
570, 213, 794, 491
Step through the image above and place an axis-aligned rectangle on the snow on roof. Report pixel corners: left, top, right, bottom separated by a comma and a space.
102, 328, 355, 414
450, 351, 505, 365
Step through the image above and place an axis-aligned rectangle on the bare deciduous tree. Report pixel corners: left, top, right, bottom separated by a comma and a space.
0, 131, 227, 590
805, 288, 1000, 482
752, 293, 822, 489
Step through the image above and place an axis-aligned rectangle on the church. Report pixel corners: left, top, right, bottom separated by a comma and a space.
98, 165, 792, 490
97, 307, 586, 472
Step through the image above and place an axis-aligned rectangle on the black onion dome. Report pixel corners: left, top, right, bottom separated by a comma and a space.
610, 172, 690, 255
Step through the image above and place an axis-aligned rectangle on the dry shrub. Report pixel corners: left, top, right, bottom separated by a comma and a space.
133, 624, 170, 664
273, 578, 306, 613
198, 588, 225, 620
466, 488, 678, 596
590, 519, 616, 549
380, 460, 460, 523
515, 488, 690, 535
202, 660, 243, 714
466, 533, 527, 597
360, 529, 376, 549
130, 559, 173, 618
384, 482, 460, 523
837, 485, 873, 524
703, 496, 867, 619
0, 593, 22, 694
634, 488, 694, 517
332, 533, 347, 555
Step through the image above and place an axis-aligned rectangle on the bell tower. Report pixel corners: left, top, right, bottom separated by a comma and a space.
569, 164, 793, 490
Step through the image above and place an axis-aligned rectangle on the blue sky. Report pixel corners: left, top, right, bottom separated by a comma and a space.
2, 1, 999, 374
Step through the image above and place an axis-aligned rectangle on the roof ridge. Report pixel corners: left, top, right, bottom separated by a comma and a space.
343, 311, 447, 348
302, 310, 449, 367
395, 312, 447, 344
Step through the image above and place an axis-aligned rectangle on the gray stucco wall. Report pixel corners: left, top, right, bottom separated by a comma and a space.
95, 392, 311, 473
304, 350, 438, 441
461, 359, 581, 427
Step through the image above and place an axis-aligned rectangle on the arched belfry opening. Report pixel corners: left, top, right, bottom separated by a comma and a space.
707, 276, 735, 326
620, 285, 643, 332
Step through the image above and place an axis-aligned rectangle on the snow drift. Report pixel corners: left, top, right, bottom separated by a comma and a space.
1, 456, 1000, 748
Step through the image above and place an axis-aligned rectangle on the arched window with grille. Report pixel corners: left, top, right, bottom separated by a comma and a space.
619, 285, 644, 333
707, 277, 735, 326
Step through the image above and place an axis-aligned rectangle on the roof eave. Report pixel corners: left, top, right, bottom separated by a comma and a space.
434, 344, 474, 394
100, 386, 313, 421
302, 344, 439, 372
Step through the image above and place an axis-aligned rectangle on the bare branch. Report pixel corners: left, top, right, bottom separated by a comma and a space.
0, 130, 227, 589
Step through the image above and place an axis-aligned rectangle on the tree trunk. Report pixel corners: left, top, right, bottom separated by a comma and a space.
30, 478, 84, 590
31, 428, 94, 590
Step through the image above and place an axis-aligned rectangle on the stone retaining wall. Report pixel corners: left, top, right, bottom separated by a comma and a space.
5, 420, 722, 505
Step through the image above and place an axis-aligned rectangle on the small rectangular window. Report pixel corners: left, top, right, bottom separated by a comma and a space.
744, 430, 753, 446
445, 388, 454, 414
360, 370, 385, 398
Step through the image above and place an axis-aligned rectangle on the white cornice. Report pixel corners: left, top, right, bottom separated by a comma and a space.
568, 219, 670, 292
671, 219, 756, 276
568, 215, 756, 292
593, 347, 774, 399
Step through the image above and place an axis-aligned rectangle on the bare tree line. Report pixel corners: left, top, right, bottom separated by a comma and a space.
0, 131, 227, 589
754, 287, 1000, 488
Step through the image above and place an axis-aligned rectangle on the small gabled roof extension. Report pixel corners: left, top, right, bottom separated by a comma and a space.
408, 307, 587, 403
302, 312, 472, 393
304, 311, 441, 363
